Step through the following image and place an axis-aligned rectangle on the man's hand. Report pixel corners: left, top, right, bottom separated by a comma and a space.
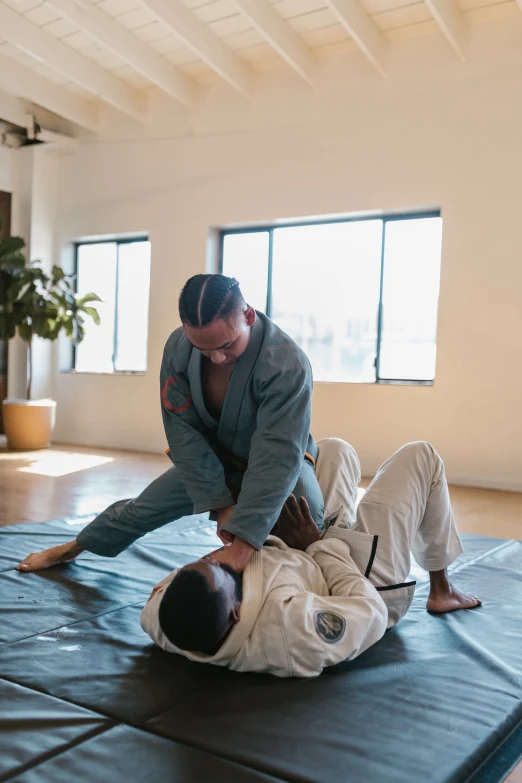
273, 495, 320, 552
215, 505, 235, 544
210, 536, 255, 573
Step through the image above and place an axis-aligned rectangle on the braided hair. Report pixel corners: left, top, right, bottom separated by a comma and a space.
178, 274, 244, 327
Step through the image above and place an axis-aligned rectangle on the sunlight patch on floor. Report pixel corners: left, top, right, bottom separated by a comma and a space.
18, 452, 114, 477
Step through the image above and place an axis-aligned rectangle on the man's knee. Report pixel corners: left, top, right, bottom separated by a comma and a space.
317, 438, 361, 489
317, 437, 358, 466
393, 442, 444, 483
396, 441, 435, 462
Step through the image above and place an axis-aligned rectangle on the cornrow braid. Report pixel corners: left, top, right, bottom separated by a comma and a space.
178, 274, 244, 327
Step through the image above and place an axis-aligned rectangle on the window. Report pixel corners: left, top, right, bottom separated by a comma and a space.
220, 213, 442, 384
74, 238, 151, 374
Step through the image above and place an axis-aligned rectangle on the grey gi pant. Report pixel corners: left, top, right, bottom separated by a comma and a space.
77, 458, 324, 557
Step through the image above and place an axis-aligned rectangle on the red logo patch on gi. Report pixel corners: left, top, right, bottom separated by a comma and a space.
161, 377, 192, 413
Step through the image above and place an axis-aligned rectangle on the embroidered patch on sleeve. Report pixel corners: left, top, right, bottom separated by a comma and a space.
313, 610, 346, 644
161, 377, 192, 413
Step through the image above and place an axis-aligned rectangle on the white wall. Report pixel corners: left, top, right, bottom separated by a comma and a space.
7, 147, 32, 401
0, 146, 13, 193
8, 147, 58, 400
52, 18, 522, 490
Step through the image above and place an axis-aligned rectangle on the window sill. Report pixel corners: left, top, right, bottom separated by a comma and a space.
315, 379, 434, 387
62, 370, 147, 377
377, 379, 433, 386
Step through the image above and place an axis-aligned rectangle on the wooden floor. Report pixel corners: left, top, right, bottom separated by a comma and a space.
1, 439, 521, 782
0, 439, 169, 527
2, 439, 522, 540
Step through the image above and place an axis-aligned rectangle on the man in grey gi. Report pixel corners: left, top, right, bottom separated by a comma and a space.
17, 274, 324, 574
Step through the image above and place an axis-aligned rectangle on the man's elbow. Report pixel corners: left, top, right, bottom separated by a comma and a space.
351, 597, 388, 660
369, 596, 389, 643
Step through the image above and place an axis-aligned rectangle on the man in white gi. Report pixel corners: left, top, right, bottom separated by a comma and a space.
141, 439, 481, 678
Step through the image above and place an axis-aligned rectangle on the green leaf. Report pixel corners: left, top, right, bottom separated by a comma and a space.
77, 292, 102, 306
51, 265, 66, 281
82, 306, 101, 325
0, 246, 101, 353
0, 252, 26, 271
18, 322, 32, 342
0, 236, 25, 258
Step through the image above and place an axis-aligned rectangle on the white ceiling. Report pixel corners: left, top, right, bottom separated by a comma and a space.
0, 0, 520, 133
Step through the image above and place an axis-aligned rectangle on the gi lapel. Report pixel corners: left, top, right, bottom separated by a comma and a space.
218, 315, 264, 452
187, 348, 218, 428
216, 551, 265, 659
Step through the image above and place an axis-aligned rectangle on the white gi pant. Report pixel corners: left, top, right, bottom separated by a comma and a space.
316, 439, 464, 627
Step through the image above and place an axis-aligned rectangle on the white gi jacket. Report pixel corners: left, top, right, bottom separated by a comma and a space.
140, 518, 389, 679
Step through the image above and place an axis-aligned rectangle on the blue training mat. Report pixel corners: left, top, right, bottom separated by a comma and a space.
0, 518, 521, 783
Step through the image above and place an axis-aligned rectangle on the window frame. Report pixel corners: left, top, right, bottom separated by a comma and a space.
71, 235, 150, 376
219, 211, 441, 386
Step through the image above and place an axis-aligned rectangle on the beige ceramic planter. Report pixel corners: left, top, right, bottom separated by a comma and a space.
2, 399, 57, 450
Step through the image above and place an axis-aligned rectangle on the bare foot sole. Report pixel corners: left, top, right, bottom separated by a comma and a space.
427, 585, 482, 614
16, 542, 81, 573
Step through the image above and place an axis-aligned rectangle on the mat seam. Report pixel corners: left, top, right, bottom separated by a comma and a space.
0, 672, 127, 724
138, 721, 315, 783
0, 661, 307, 783
0, 597, 148, 649
0, 684, 289, 783
1, 720, 116, 783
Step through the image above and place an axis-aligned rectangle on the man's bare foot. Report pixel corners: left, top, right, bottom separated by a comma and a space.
426, 568, 481, 613
16, 541, 84, 573
427, 584, 482, 613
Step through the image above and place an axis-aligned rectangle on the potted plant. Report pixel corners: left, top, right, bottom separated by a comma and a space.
0, 232, 101, 450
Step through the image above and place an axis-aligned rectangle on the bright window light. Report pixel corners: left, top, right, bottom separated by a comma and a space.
379, 217, 442, 381
220, 213, 442, 384
75, 243, 117, 374
271, 221, 382, 383
222, 231, 270, 313
74, 238, 151, 374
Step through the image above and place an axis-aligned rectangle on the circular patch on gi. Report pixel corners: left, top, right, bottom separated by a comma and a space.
313, 610, 346, 644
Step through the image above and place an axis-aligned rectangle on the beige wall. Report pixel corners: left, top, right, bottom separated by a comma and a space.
0, 146, 13, 193
51, 19, 522, 490
7, 147, 58, 401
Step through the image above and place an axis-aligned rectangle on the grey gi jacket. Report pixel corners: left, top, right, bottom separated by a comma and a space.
160, 312, 315, 549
